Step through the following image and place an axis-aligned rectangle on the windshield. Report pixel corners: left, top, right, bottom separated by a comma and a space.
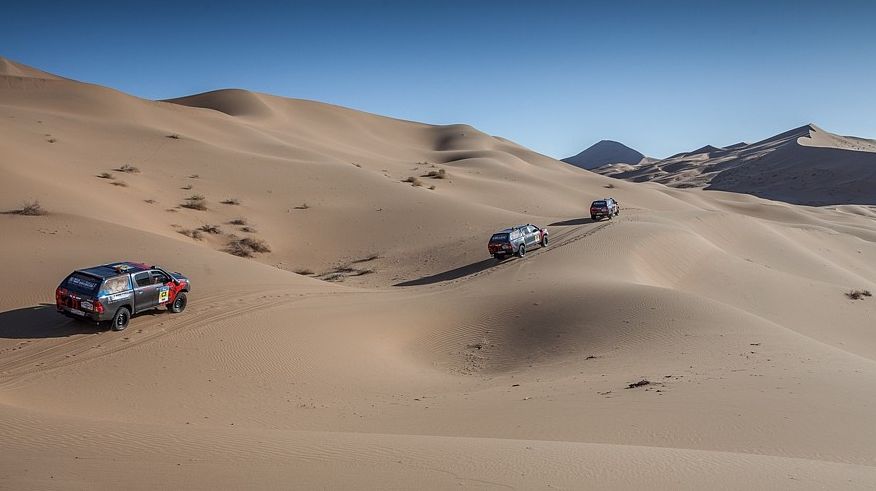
490, 233, 509, 242
592, 201, 607, 207
65, 273, 101, 295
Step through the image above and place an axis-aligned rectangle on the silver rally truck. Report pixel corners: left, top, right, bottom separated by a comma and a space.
487, 224, 549, 260
56, 261, 190, 331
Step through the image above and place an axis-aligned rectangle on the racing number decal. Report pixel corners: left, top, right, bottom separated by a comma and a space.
158, 286, 170, 304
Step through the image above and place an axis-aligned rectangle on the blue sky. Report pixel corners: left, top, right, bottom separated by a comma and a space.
3, 0, 875, 158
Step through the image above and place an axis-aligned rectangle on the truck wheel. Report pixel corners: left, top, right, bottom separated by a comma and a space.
591, 215, 597, 221
607, 212, 613, 220
541, 235, 549, 247
112, 307, 131, 331
517, 244, 526, 258
170, 292, 188, 313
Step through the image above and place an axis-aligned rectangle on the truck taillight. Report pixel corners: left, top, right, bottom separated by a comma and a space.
94, 300, 105, 313
56, 288, 68, 303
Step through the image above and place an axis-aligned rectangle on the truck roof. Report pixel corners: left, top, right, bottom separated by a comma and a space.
76, 261, 153, 279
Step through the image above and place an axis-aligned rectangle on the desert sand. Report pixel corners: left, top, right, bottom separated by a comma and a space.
592, 124, 876, 206
2, 56, 876, 489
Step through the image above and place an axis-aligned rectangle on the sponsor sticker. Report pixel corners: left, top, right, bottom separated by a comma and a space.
158, 286, 170, 304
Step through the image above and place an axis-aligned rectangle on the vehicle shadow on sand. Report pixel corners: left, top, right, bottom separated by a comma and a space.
0, 304, 104, 339
394, 258, 499, 286
549, 217, 598, 226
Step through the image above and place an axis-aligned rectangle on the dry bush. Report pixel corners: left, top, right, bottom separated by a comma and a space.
847, 289, 873, 300
115, 164, 140, 174
351, 162, 362, 168
6, 200, 47, 216
178, 229, 204, 240
221, 198, 241, 205
144, 199, 156, 204
429, 185, 436, 190
294, 203, 310, 210
226, 237, 271, 257
181, 195, 207, 210
423, 168, 446, 179
181, 184, 193, 190
604, 183, 616, 189
198, 224, 222, 234
403, 176, 423, 187
240, 237, 271, 253
240, 226, 257, 233
166, 134, 180, 139
47, 138, 57, 143
228, 218, 247, 225
111, 180, 128, 187
294, 268, 315, 275
98, 172, 114, 179
188, 174, 199, 179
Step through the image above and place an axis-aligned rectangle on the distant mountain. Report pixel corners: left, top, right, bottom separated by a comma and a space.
588, 124, 876, 206
562, 140, 646, 169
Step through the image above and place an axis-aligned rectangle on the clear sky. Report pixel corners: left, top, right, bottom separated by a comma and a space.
3, 0, 875, 158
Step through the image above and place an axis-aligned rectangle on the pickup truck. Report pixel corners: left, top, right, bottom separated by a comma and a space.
56, 261, 190, 331
488, 224, 549, 260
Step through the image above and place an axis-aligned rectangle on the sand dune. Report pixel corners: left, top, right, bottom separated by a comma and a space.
2, 57, 876, 489
562, 139, 647, 169
588, 124, 876, 205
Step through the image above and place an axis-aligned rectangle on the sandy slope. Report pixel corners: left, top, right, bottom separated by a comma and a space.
2, 57, 876, 489
592, 124, 876, 206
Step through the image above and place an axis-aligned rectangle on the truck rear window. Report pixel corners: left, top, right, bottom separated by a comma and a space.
490, 233, 510, 242
592, 201, 607, 207
65, 273, 100, 294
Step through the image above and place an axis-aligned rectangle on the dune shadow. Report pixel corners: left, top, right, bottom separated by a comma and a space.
394, 258, 498, 286
0, 304, 104, 339
549, 217, 598, 226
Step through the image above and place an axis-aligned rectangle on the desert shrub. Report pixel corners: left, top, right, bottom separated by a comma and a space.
178, 229, 204, 240
181, 184, 193, 190
294, 203, 310, 210
429, 185, 436, 190
98, 172, 114, 179
403, 176, 423, 187
294, 268, 315, 275
144, 199, 156, 204
166, 134, 180, 139
240, 237, 271, 253
604, 183, 616, 188
181, 195, 207, 210
351, 162, 362, 168
423, 168, 446, 179
240, 226, 257, 233
225, 237, 271, 257
7, 200, 47, 216
47, 138, 57, 143
847, 289, 873, 300
228, 218, 247, 225
198, 224, 222, 234
221, 198, 241, 205
188, 174, 199, 179
111, 180, 128, 187
115, 164, 140, 173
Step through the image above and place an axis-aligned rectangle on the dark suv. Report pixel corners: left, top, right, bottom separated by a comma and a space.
590, 198, 620, 220
488, 224, 549, 260
56, 261, 190, 331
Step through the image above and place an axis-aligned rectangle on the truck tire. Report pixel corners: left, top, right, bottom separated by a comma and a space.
517, 244, 526, 258
170, 292, 188, 313
112, 307, 131, 332
591, 215, 597, 221
541, 235, 549, 247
